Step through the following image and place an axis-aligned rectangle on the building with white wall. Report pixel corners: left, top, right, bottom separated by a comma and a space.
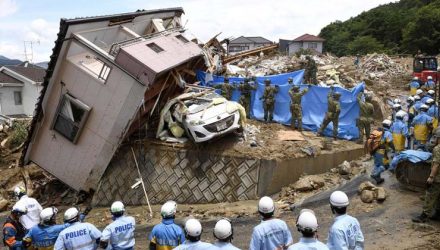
281, 34, 325, 55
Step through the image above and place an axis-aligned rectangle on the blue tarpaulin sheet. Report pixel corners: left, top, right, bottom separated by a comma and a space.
196, 70, 365, 140
390, 150, 432, 170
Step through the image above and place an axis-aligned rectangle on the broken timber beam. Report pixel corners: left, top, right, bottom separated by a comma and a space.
223, 43, 279, 64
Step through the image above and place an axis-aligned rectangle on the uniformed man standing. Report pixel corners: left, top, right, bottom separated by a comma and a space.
215, 77, 235, 100
14, 186, 42, 230
149, 201, 185, 250
288, 210, 328, 250
100, 201, 135, 250
260, 79, 279, 123
413, 128, 440, 223
304, 56, 317, 85
173, 219, 212, 250
289, 85, 310, 131
318, 86, 341, 139
356, 92, 374, 143
209, 219, 240, 250
238, 78, 257, 118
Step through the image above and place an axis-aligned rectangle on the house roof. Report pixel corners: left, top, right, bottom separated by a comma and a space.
229, 36, 272, 44
292, 34, 325, 42
5, 64, 46, 82
0, 70, 22, 84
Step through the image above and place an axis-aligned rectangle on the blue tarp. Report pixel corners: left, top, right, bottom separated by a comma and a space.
196, 70, 365, 140
390, 150, 432, 170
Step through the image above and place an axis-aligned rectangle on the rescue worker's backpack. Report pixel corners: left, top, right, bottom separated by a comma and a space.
366, 129, 383, 154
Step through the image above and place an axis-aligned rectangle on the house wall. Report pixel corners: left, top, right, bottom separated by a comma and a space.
28, 41, 146, 191
228, 43, 272, 54
21, 82, 41, 116
288, 41, 323, 55
0, 86, 24, 115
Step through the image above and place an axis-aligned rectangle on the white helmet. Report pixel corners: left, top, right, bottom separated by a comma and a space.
396, 110, 406, 119
382, 119, 392, 127
426, 98, 435, 105
393, 98, 401, 104
330, 191, 349, 207
40, 207, 58, 223
416, 89, 423, 95
407, 96, 415, 102
161, 201, 177, 218
214, 219, 233, 240
428, 76, 433, 80
297, 209, 318, 232
12, 203, 27, 215
258, 196, 274, 214
185, 218, 202, 237
428, 90, 435, 95
420, 104, 429, 111
392, 103, 401, 109
413, 76, 419, 81
14, 186, 26, 198
414, 95, 421, 101
111, 201, 125, 214
64, 207, 79, 223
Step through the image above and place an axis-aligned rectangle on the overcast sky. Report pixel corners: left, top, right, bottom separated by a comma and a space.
0, 0, 398, 63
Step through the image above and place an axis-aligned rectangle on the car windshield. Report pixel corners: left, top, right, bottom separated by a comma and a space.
181, 91, 223, 115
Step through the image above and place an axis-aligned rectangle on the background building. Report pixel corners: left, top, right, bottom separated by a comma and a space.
280, 34, 325, 55
227, 36, 273, 54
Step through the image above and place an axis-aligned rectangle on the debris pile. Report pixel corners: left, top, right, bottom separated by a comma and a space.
358, 181, 387, 203
360, 53, 407, 80
233, 55, 302, 76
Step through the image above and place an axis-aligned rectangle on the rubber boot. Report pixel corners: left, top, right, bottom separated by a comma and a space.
412, 212, 429, 223
370, 174, 384, 185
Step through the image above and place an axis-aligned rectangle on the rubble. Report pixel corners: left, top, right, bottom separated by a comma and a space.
293, 175, 326, 192
338, 160, 352, 175
361, 190, 375, 203
358, 181, 387, 203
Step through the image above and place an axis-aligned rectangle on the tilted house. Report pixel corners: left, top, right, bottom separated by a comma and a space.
21, 8, 205, 192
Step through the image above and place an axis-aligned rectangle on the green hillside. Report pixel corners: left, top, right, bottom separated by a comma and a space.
319, 0, 440, 56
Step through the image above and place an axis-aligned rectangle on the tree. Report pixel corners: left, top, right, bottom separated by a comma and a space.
347, 36, 385, 55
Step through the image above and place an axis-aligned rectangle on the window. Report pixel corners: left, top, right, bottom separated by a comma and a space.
98, 63, 111, 80
147, 42, 164, 53
175, 35, 189, 43
14, 91, 22, 105
52, 94, 91, 144
308, 42, 318, 49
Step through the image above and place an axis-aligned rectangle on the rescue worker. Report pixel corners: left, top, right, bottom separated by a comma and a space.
413, 95, 422, 114
14, 186, 42, 230
417, 89, 430, 105
327, 191, 364, 250
427, 89, 435, 99
393, 98, 401, 105
23, 207, 70, 249
173, 219, 212, 250
3, 203, 27, 250
424, 76, 435, 91
54, 207, 101, 250
409, 77, 420, 96
100, 201, 135, 250
357, 92, 374, 143
390, 111, 409, 153
287, 77, 293, 85
427, 98, 439, 129
149, 201, 185, 250
412, 128, 440, 223
318, 86, 341, 139
391, 103, 402, 121
215, 77, 234, 100
304, 56, 317, 85
237, 78, 257, 118
250, 196, 293, 250
411, 104, 433, 150
371, 119, 394, 184
287, 209, 328, 250
289, 85, 310, 131
260, 79, 279, 123
407, 96, 416, 126
210, 218, 240, 250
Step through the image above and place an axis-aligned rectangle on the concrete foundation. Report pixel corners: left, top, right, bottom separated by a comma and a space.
92, 141, 364, 206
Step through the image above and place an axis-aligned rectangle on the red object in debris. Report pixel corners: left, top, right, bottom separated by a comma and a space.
412, 56, 439, 82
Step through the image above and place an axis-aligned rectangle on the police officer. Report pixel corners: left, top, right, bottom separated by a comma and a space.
357, 92, 374, 143
427, 89, 435, 99
237, 78, 257, 118
23, 207, 70, 249
409, 77, 420, 96
390, 111, 409, 153
250, 196, 293, 250
289, 85, 310, 131
371, 120, 394, 184
260, 79, 279, 122
149, 201, 185, 250
3, 203, 27, 250
209, 218, 240, 250
14, 186, 42, 230
215, 77, 235, 100
54, 207, 101, 250
288, 209, 328, 250
174, 219, 212, 250
305, 56, 317, 85
413, 95, 422, 114
407, 96, 416, 126
411, 104, 433, 150
426, 98, 438, 129
327, 191, 364, 250
424, 76, 435, 91
100, 201, 135, 249
413, 128, 440, 223
418, 89, 430, 104
318, 86, 341, 139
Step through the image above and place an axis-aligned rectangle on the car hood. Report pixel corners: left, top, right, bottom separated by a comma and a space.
185, 100, 238, 122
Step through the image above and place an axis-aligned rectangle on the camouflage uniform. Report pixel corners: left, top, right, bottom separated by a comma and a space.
238, 79, 257, 118
304, 56, 317, 85
422, 144, 440, 217
357, 92, 375, 143
289, 86, 309, 131
215, 77, 234, 100
260, 80, 279, 122
318, 88, 341, 138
